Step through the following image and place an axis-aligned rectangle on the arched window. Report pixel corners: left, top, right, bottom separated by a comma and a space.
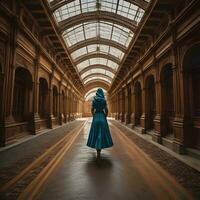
39, 78, 48, 118
12, 67, 32, 122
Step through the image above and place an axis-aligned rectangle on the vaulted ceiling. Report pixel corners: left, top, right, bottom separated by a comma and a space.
46, 0, 151, 96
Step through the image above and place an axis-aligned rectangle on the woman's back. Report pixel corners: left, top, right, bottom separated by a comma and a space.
87, 88, 113, 153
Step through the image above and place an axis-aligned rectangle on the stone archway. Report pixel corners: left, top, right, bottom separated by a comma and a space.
127, 84, 132, 124
160, 64, 174, 137
52, 86, 58, 118
0, 62, 3, 122
39, 78, 49, 119
134, 81, 142, 126
12, 67, 33, 123
183, 44, 200, 149
61, 90, 66, 123
145, 75, 156, 130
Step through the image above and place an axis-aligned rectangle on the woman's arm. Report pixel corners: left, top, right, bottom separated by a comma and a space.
104, 101, 108, 117
91, 107, 95, 116
91, 100, 95, 116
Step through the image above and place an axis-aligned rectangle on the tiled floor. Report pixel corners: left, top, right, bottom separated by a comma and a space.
38, 119, 193, 200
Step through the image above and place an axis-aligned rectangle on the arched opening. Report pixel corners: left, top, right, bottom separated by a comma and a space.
0, 62, 3, 122
38, 78, 48, 119
127, 84, 132, 124
121, 89, 125, 122
12, 67, 32, 122
53, 86, 58, 117
161, 65, 174, 137
145, 75, 156, 130
183, 44, 200, 149
134, 81, 142, 125
61, 90, 66, 123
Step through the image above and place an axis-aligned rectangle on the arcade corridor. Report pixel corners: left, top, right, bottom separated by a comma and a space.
0, 0, 200, 199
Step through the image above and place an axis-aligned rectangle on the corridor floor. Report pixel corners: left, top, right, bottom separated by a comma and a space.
35, 119, 193, 200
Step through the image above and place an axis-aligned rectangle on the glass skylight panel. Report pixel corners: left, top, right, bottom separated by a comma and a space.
100, 45, 109, 53
81, 70, 92, 79
100, 0, 145, 23
54, 0, 81, 22
84, 22, 98, 39
109, 47, 124, 60
77, 60, 90, 71
107, 60, 119, 70
63, 24, 85, 46
105, 71, 115, 78
101, 0, 117, 13
99, 23, 112, 40
76, 58, 119, 71
84, 77, 112, 85
71, 44, 123, 61
87, 45, 96, 53
81, 69, 114, 79
135, 9, 145, 23
81, 0, 96, 13
71, 47, 87, 59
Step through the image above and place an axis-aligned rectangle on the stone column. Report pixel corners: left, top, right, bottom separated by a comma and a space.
70, 90, 73, 120
58, 82, 62, 125
152, 65, 162, 143
119, 89, 123, 122
31, 46, 40, 134
5, 18, 18, 125
171, 25, 185, 154
117, 92, 120, 120
140, 85, 147, 134
153, 79, 162, 143
115, 95, 117, 119
68, 89, 71, 121
66, 88, 69, 122
172, 65, 185, 153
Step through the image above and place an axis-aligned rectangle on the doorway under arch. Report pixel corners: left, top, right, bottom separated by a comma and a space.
183, 44, 200, 149
145, 75, 156, 130
12, 67, 33, 122
134, 81, 142, 126
160, 64, 174, 137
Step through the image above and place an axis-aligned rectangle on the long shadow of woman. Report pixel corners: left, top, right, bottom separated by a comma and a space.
85, 153, 114, 182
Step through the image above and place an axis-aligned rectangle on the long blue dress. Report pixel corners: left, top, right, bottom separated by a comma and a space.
87, 89, 113, 149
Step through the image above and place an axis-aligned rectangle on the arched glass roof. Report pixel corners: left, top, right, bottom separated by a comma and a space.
81, 69, 114, 79
77, 58, 118, 71
62, 21, 134, 48
47, 0, 151, 92
71, 44, 124, 61
84, 77, 112, 84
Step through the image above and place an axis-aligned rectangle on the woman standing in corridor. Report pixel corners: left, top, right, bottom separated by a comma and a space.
87, 88, 113, 159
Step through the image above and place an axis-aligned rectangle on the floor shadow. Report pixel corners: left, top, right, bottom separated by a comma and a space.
85, 154, 113, 170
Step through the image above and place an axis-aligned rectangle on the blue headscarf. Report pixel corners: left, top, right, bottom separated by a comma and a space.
95, 88, 105, 99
